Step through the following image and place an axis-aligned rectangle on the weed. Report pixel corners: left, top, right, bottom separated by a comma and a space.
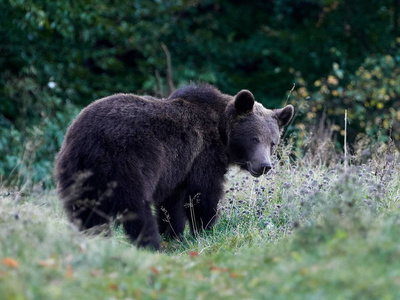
1, 141, 400, 299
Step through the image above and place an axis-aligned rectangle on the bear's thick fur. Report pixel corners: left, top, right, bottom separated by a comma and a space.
55, 84, 294, 250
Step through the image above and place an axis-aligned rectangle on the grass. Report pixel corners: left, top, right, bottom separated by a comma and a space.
1, 146, 400, 299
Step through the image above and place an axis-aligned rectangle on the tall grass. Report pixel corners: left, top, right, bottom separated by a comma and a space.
1, 140, 399, 299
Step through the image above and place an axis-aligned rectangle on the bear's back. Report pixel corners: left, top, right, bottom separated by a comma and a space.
64, 94, 167, 143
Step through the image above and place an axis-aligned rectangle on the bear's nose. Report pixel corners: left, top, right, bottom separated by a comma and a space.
259, 163, 272, 174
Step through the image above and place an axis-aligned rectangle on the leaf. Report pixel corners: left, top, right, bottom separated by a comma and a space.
2, 257, 18, 268
38, 258, 57, 268
109, 283, 118, 291
327, 75, 339, 86
210, 266, 230, 272
150, 267, 159, 275
189, 251, 199, 258
66, 265, 73, 278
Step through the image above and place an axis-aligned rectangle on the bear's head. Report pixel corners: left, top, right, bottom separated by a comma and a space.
226, 90, 294, 177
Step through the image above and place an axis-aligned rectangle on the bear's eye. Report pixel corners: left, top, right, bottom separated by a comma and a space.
271, 142, 276, 150
251, 137, 260, 144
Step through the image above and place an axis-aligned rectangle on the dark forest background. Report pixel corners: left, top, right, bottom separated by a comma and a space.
1, 0, 400, 186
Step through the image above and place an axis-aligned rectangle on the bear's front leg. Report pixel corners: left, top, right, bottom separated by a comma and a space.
184, 179, 224, 236
156, 185, 187, 240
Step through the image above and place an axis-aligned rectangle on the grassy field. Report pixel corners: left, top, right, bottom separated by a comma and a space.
1, 146, 400, 299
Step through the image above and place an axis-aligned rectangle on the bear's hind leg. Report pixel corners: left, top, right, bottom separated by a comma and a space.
65, 200, 111, 236
114, 183, 160, 250
121, 202, 161, 250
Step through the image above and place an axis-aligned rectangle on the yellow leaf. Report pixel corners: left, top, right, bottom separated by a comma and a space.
296, 123, 306, 130
331, 90, 339, 97
298, 87, 309, 97
383, 119, 390, 130
307, 112, 316, 119
2, 257, 18, 268
327, 75, 339, 86
362, 72, 372, 80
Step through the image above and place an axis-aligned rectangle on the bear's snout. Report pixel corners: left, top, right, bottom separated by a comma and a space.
246, 145, 273, 177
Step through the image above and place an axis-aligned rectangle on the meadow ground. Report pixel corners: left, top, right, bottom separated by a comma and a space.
1, 145, 400, 299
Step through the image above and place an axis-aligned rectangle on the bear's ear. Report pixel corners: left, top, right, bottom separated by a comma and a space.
234, 90, 255, 114
274, 105, 294, 127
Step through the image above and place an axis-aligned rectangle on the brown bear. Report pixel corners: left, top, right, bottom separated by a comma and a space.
55, 84, 294, 250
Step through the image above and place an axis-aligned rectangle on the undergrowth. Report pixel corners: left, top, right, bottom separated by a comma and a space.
1, 143, 400, 299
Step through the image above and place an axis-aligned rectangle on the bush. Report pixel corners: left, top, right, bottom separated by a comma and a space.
291, 51, 400, 153
0, 67, 79, 187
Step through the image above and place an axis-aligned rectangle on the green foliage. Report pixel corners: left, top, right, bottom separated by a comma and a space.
0, 64, 79, 186
0, 0, 399, 185
292, 52, 400, 151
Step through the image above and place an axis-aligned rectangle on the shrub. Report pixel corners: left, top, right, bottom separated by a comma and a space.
292, 52, 400, 152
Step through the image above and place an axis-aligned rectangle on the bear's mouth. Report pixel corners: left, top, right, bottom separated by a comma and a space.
248, 168, 263, 177
238, 162, 264, 177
